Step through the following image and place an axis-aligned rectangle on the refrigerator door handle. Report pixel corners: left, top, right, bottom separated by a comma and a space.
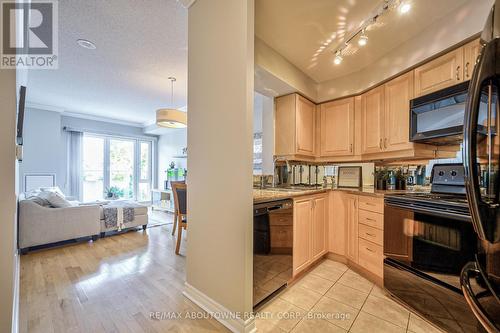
463, 39, 498, 241
460, 262, 500, 333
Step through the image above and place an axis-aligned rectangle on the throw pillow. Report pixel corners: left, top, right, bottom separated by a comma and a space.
38, 191, 73, 208
40, 186, 66, 198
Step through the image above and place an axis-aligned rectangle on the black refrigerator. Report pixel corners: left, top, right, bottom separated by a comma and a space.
463, 1, 500, 332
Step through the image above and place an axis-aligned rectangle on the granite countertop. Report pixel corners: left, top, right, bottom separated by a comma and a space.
253, 186, 430, 203
253, 188, 327, 204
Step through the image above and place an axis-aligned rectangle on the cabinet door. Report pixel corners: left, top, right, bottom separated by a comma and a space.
346, 195, 359, 263
330, 191, 346, 255
414, 48, 464, 97
464, 39, 481, 81
295, 95, 316, 156
361, 86, 384, 154
384, 72, 414, 152
320, 98, 355, 156
311, 195, 328, 261
293, 198, 312, 275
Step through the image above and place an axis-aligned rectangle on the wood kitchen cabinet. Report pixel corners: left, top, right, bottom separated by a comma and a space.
275, 93, 316, 158
320, 97, 355, 157
414, 47, 464, 97
384, 72, 414, 152
293, 193, 328, 276
464, 39, 481, 81
345, 194, 359, 263
311, 195, 328, 261
361, 86, 385, 154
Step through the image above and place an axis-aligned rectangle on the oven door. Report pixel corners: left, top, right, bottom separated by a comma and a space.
384, 203, 482, 332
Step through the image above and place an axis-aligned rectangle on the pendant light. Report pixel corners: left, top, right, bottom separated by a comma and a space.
156, 77, 187, 128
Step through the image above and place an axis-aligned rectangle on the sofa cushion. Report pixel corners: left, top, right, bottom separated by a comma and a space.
27, 196, 51, 207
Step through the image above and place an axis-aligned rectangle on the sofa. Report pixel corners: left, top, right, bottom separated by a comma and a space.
18, 188, 149, 253
19, 197, 101, 252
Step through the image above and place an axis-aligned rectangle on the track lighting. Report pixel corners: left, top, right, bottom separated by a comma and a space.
399, 2, 411, 14
358, 31, 368, 46
334, 51, 343, 65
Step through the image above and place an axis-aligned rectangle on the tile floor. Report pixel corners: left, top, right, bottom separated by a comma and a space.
255, 259, 444, 333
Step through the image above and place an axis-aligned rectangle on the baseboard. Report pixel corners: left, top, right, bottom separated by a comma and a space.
327, 252, 383, 287
12, 253, 20, 333
183, 283, 256, 333
326, 252, 348, 264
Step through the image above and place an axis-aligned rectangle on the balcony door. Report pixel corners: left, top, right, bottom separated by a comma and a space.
82, 134, 152, 202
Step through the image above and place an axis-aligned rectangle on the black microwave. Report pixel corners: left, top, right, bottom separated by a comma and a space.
409, 81, 489, 145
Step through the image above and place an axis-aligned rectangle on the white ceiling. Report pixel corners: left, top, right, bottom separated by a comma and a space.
26, 0, 187, 126
255, 0, 473, 83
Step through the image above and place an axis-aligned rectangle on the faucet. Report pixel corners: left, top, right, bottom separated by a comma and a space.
273, 156, 292, 187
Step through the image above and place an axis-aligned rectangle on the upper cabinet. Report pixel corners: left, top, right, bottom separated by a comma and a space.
384, 72, 414, 152
361, 86, 385, 154
275, 94, 316, 157
464, 39, 481, 81
414, 48, 464, 97
414, 39, 480, 97
320, 97, 355, 157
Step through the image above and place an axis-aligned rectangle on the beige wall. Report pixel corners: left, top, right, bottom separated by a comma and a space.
255, 37, 318, 101
0, 68, 19, 333
186, 0, 254, 326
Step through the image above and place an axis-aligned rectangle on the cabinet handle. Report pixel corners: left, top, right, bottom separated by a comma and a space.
456, 66, 460, 81
366, 233, 375, 237
384, 138, 387, 149
465, 62, 470, 78
350, 144, 353, 153
379, 139, 382, 150
366, 218, 376, 222
366, 247, 375, 253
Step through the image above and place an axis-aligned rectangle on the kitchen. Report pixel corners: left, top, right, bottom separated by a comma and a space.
251, 0, 500, 332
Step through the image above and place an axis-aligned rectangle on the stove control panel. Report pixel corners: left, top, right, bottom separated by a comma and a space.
430, 164, 466, 195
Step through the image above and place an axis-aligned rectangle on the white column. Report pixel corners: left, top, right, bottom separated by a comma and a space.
185, 0, 255, 332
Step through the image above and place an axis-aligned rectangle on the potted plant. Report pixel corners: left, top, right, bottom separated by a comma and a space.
394, 169, 408, 190
375, 168, 390, 190
104, 186, 123, 200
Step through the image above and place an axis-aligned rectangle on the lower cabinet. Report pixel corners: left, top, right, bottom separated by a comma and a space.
293, 194, 328, 276
330, 192, 385, 280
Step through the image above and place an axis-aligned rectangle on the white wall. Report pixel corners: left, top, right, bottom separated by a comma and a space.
185, 0, 255, 332
19, 108, 158, 196
0, 66, 19, 333
158, 128, 187, 187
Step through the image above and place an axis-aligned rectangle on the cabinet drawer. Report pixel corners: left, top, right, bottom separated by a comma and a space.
358, 238, 383, 277
359, 224, 383, 246
269, 211, 293, 226
358, 196, 384, 214
270, 225, 293, 248
358, 209, 383, 230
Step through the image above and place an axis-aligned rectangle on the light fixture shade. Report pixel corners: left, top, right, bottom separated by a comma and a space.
156, 109, 187, 128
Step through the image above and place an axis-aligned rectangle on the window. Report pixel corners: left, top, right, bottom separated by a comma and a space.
253, 132, 263, 174
82, 134, 154, 202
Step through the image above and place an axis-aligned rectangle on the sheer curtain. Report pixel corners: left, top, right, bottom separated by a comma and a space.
67, 130, 83, 200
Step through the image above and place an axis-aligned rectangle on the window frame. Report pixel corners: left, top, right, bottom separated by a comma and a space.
82, 132, 155, 202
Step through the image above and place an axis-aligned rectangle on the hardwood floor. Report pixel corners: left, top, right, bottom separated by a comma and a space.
19, 221, 229, 333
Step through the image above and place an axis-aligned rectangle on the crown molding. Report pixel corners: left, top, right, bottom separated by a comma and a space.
63, 111, 145, 128
177, 0, 197, 9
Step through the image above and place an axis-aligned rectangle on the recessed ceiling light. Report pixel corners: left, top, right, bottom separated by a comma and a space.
399, 2, 411, 14
77, 39, 96, 50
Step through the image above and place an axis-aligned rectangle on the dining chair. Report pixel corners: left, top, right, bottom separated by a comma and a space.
170, 180, 186, 236
171, 182, 187, 255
